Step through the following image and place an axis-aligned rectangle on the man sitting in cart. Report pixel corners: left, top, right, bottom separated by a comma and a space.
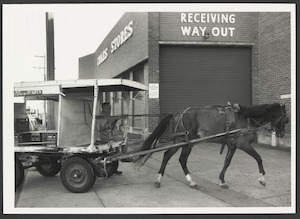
97, 102, 124, 175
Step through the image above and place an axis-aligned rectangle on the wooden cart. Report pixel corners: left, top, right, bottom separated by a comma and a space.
14, 79, 242, 193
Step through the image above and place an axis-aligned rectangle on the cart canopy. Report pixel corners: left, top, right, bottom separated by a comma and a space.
14, 79, 148, 147
14, 79, 148, 100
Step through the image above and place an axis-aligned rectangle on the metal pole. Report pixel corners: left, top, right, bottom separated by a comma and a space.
87, 81, 99, 152
107, 129, 242, 162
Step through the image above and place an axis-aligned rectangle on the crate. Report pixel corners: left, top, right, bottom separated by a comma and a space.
14, 118, 29, 133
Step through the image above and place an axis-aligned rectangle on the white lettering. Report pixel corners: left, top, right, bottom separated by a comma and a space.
179, 13, 236, 38
181, 13, 187, 22
194, 13, 200, 22
199, 27, 207, 36
221, 14, 228, 23
228, 27, 235, 37
180, 13, 236, 24
111, 20, 134, 53
229, 14, 235, 23
210, 14, 217, 23
181, 26, 191, 36
188, 13, 193, 22
191, 27, 200, 36
200, 13, 206, 23
212, 27, 220, 36
221, 27, 227, 37
97, 48, 108, 66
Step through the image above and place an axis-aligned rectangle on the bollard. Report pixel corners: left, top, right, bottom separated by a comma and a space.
271, 131, 278, 147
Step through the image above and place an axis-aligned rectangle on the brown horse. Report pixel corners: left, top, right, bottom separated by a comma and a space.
134, 103, 289, 189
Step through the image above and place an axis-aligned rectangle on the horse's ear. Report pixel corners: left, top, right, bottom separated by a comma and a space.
281, 104, 286, 109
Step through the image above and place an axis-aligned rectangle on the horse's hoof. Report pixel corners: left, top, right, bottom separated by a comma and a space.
259, 180, 266, 187
259, 175, 266, 187
154, 181, 161, 188
220, 183, 229, 189
190, 184, 198, 189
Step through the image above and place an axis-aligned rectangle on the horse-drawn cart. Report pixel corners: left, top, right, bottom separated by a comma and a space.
14, 79, 242, 193
15, 79, 287, 193
14, 79, 151, 193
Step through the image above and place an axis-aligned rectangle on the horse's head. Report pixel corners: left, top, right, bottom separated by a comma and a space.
271, 104, 289, 138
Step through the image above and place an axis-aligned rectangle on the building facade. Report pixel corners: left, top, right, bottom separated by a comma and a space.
79, 12, 291, 145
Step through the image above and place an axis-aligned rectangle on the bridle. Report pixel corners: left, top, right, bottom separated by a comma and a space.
248, 105, 287, 133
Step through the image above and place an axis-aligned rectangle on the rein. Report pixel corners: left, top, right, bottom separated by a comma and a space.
247, 106, 285, 132
248, 118, 272, 132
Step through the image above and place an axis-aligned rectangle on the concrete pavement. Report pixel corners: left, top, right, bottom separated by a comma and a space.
15, 142, 292, 209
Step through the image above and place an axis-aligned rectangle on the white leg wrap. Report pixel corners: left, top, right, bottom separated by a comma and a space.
155, 173, 163, 183
186, 174, 196, 186
259, 174, 265, 182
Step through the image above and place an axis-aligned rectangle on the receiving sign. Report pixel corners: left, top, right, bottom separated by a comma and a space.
149, 83, 159, 99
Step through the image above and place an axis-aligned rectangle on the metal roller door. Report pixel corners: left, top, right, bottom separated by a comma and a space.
159, 46, 252, 114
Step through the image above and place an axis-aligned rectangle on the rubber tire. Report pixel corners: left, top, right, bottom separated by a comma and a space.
99, 161, 119, 178
36, 156, 61, 176
15, 157, 24, 189
60, 157, 95, 193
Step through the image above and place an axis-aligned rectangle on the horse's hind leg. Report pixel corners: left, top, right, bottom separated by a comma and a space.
219, 145, 236, 189
155, 147, 180, 188
240, 144, 266, 186
179, 145, 197, 189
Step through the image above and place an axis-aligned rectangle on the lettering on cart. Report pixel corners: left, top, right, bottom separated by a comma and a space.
180, 13, 236, 38
14, 90, 43, 96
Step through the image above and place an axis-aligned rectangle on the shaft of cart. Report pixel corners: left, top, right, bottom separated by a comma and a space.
106, 128, 242, 162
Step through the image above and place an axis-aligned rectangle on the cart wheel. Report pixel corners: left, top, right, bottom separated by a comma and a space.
15, 157, 24, 189
60, 157, 95, 193
100, 161, 119, 178
36, 156, 61, 176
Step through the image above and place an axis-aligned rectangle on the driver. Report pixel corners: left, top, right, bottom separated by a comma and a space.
97, 102, 123, 175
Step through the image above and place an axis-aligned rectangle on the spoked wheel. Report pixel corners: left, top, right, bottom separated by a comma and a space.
36, 156, 61, 176
60, 157, 95, 193
15, 157, 24, 189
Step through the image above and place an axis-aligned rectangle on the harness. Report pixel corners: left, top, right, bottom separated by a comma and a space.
173, 107, 192, 145
174, 107, 191, 135
218, 105, 239, 154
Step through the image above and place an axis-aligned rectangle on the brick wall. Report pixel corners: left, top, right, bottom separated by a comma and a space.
258, 12, 291, 133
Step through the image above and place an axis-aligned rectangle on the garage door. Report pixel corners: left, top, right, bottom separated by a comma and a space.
159, 46, 252, 114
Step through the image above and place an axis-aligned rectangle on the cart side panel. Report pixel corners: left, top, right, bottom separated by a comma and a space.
59, 97, 93, 147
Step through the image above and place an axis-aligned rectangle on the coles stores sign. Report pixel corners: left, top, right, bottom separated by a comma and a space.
97, 20, 133, 66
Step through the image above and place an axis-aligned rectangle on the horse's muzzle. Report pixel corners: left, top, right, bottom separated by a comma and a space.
276, 132, 285, 138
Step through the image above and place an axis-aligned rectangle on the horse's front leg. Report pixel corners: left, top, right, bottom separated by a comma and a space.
240, 144, 266, 186
219, 144, 236, 189
179, 145, 197, 189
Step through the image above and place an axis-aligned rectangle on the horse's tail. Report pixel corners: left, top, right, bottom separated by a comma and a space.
220, 141, 226, 154
133, 114, 173, 169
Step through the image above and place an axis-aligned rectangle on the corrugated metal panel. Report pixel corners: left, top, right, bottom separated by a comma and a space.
159, 46, 251, 114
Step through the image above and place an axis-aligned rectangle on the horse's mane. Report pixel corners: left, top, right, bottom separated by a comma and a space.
238, 103, 280, 118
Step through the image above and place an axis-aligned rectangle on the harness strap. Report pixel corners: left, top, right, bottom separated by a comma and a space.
174, 107, 191, 135
220, 105, 237, 154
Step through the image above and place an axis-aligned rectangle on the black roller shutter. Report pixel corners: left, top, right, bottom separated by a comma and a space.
159, 46, 252, 114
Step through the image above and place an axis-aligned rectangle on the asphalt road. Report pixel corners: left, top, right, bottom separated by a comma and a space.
15, 142, 292, 212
